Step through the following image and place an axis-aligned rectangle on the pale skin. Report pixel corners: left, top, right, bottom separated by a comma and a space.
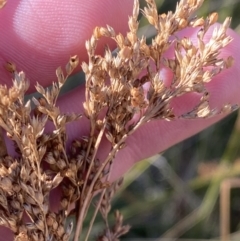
1, 0, 240, 240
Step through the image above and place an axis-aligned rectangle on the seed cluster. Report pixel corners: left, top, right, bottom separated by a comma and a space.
0, 0, 237, 240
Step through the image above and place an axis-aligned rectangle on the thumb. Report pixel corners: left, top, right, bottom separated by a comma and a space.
0, 0, 132, 92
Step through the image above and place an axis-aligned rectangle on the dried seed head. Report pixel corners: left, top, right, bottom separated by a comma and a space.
5, 61, 16, 73
56, 67, 65, 86
225, 56, 234, 68
178, 18, 188, 29
130, 87, 147, 108
0, 1, 236, 241
46, 213, 56, 227
56, 225, 65, 237
191, 17, 205, 27
66, 55, 79, 75
15, 231, 29, 241
209, 12, 218, 25
119, 46, 132, 60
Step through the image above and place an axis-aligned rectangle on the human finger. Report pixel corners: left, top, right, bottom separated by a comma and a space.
0, 0, 133, 92
53, 25, 240, 180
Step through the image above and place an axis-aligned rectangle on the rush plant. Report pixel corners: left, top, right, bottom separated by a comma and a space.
0, 0, 236, 240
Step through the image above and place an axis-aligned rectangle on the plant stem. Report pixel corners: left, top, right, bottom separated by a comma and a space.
0, 127, 7, 157
74, 116, 146, 241
84, 189, 107, 241
74, 120, 107, 241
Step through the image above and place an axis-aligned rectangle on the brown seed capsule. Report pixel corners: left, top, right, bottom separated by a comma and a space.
178, 18, 188, 28
119, 46, 132, 59
46, 212, 56, 227
4, 61, 16, 73
57, 225, 65, 237
93, 26, 101, 39
209, 12, 218, 25
192, 17, 205, 27
226, 56, 234, 68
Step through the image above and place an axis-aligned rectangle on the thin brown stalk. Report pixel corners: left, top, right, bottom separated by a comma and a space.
84, 189, 107, 241
84, 158, 115, 241
74, 120, 107, 241
0, 127, 7, 157
75, 117, 146, 241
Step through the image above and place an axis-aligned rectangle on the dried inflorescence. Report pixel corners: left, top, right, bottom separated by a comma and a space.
0, 0, 237, 240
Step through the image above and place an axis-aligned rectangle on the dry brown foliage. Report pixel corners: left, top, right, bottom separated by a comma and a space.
0, 0, 237, 240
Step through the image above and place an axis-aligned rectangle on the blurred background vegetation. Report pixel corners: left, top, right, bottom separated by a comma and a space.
80, 0, 240, 240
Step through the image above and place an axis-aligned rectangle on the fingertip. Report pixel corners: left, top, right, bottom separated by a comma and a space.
13, 0, 132, 54
0, 226, 13, 241
0, 0, 133, 90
